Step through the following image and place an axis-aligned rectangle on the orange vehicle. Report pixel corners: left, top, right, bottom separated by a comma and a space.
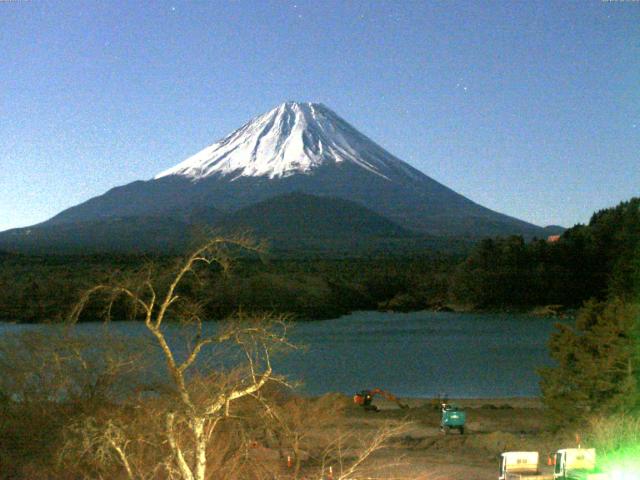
353, 388, 409, 411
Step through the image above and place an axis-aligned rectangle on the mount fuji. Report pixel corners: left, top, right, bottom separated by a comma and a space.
1, 102, 551, 253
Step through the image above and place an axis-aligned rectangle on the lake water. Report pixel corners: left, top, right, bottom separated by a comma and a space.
0, 311, 563, 398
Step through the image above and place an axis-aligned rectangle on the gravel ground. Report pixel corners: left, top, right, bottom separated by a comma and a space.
322, 396, 561, 480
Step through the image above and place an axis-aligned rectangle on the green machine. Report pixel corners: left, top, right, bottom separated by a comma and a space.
440, 403, 466, 434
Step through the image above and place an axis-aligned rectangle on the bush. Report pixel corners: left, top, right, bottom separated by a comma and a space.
586, 415, 640, 474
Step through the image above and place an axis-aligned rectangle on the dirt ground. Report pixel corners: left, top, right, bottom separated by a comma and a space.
309, 396, 564, 480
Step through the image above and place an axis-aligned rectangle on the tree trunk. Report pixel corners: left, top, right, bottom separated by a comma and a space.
193, 416, 207, 480
167, 412, 195, 480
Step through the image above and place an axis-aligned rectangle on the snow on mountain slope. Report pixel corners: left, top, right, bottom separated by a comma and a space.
155, 102, 418, 182
11, 100, 548, 244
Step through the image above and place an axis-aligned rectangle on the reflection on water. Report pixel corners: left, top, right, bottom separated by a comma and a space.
0, 311, 563, 398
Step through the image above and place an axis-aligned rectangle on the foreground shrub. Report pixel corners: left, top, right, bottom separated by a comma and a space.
586, 414, 640, 474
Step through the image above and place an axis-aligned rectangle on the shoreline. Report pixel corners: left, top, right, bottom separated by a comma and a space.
326, 394, 545, 410
0, 304, 576, 324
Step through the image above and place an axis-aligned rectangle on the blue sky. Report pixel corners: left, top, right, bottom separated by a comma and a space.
1, 0, 638, 232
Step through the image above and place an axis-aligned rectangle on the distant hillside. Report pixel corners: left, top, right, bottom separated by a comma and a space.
542, 225, 566, 236
0, 216, 193, 254
216, 192, 438, 255
220, 192, 410, 238
0, 193, 473, 256
449, 197, 640, 308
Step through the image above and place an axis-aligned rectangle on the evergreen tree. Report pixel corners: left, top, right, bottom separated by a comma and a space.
539, 299, 640, 426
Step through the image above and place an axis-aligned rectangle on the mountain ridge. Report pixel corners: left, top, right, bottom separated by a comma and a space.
2, 101, 553, 252
0, 193, 441, 255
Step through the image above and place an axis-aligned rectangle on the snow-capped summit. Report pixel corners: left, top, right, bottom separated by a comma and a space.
16, 101, 549, 245
155, 102, 413, 181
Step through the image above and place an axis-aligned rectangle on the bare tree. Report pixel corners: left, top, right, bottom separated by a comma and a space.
261, 391, 410, 480
319, 422, 409, 480
259, 393, 346, 479
57, 235, 412, 480
0, 328, 147, 407
69, 236, 293, 480
0, 328, 150, 479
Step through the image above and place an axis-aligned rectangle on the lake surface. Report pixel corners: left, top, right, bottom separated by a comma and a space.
0, 311, 563, 398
